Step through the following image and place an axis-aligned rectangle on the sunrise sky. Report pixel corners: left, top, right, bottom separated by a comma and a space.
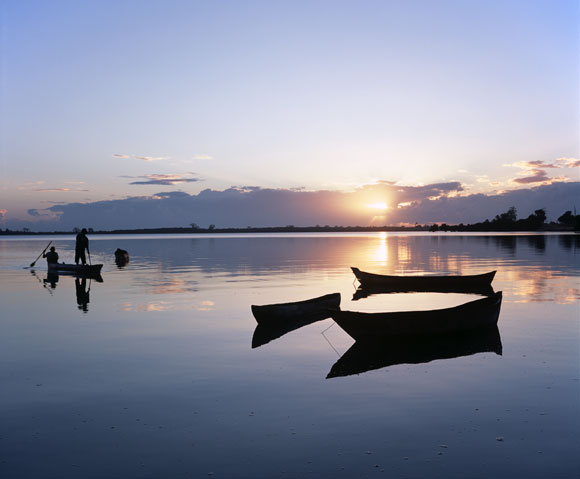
1, 0, 578, 230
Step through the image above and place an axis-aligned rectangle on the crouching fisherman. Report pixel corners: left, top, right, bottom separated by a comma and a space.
43, 246, 59, 264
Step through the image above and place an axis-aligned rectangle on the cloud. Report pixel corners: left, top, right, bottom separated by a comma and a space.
27, 208, 61, 219
113, 153, 170, 162
558, 157, 580, 168
511, 170, 551, 184
507, 158, 579, 185
32, 187, 89, 192
0, 209, 7, 222
192, 154, 213, 160
12, 181, 580, 231
126, 174, 202, 185
134, 156, 170, 162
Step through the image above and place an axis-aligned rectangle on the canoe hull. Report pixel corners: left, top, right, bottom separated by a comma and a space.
330, 292, 502, 341
251, 293, 341, 325
48, 263, 103, 276
351, 267, 496, 290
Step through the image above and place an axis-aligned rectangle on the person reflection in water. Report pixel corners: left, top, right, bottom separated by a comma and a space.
43, 246, 59, 264
75, 228, 90, 265
43, 273, 59, 289
75, 277, 90, 312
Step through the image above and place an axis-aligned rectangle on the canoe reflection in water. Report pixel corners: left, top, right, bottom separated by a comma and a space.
251, 293, 341, 348
33, 269, 102, 313
327, 325, 503, 378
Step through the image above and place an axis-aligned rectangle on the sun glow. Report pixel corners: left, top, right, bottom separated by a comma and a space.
368, 202, 388, 210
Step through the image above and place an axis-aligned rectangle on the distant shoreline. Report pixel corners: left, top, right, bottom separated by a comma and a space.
0, 224, 576, 236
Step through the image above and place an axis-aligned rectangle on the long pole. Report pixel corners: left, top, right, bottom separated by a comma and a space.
29, 241, 52, 267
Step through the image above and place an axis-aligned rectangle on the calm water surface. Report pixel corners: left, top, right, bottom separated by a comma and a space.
0, 233, 578, 478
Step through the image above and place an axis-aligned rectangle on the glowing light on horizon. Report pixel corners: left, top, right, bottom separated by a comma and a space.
368, 202, 388, 210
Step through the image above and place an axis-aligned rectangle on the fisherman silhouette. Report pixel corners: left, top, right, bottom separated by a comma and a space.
75, 277, 90, 312
43, 246, 59, 264
75, 228, 90, 265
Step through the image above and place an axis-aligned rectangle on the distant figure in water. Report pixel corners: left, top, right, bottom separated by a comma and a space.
75, 228, 90, 265
114, 248, 129, 266
75, 277, 90, 312
43, 246, 59, 264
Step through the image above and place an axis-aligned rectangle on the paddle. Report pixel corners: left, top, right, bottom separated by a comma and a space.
29, 241, 52, 268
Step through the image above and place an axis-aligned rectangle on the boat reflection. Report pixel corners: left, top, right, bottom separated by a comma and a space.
252, 314, 331, 348
327, 325, 502, 378
251, 292, 341, 348
30, 269, 102, 313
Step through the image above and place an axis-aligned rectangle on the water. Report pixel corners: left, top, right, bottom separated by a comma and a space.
0, 233, 578, 478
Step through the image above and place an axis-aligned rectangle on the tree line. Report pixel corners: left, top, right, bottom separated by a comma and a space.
429, 208, 579, 232
1, 208, 578, 235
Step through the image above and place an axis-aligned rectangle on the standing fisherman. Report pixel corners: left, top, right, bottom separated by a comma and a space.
75, 228, 90, 265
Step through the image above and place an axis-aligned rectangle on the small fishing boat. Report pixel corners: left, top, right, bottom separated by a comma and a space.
330, 291, 502, 341
351, 267, 496, 289
327, 325, 502, 378
251, 292, 341, 325
48, 263, 103, 276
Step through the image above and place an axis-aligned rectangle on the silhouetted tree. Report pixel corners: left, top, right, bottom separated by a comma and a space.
558, 211, 574, 225
208, 224, 215, 230
522, 208, 546, 229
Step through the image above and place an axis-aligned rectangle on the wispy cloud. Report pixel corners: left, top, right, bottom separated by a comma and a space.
127, 174, 202, 186
32, 187, 89, 192
558, 157, 580, 168
507, 158, 579, 185
27, 208, 61, 219
192, 154, 213, 161
113, 153, 170, 162
511, 170, 551, 184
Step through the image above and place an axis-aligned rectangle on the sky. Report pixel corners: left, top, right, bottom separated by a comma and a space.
1, 0, 578, 230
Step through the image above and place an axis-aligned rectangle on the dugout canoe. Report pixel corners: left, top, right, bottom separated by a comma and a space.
330, 291, 502, 341
351, 267, 496, 289
326, 325, 502, 378
251, 292, 341, 325
48, 263, 103, 276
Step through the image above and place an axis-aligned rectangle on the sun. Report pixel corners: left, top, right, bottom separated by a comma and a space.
368, 202, 388, 210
